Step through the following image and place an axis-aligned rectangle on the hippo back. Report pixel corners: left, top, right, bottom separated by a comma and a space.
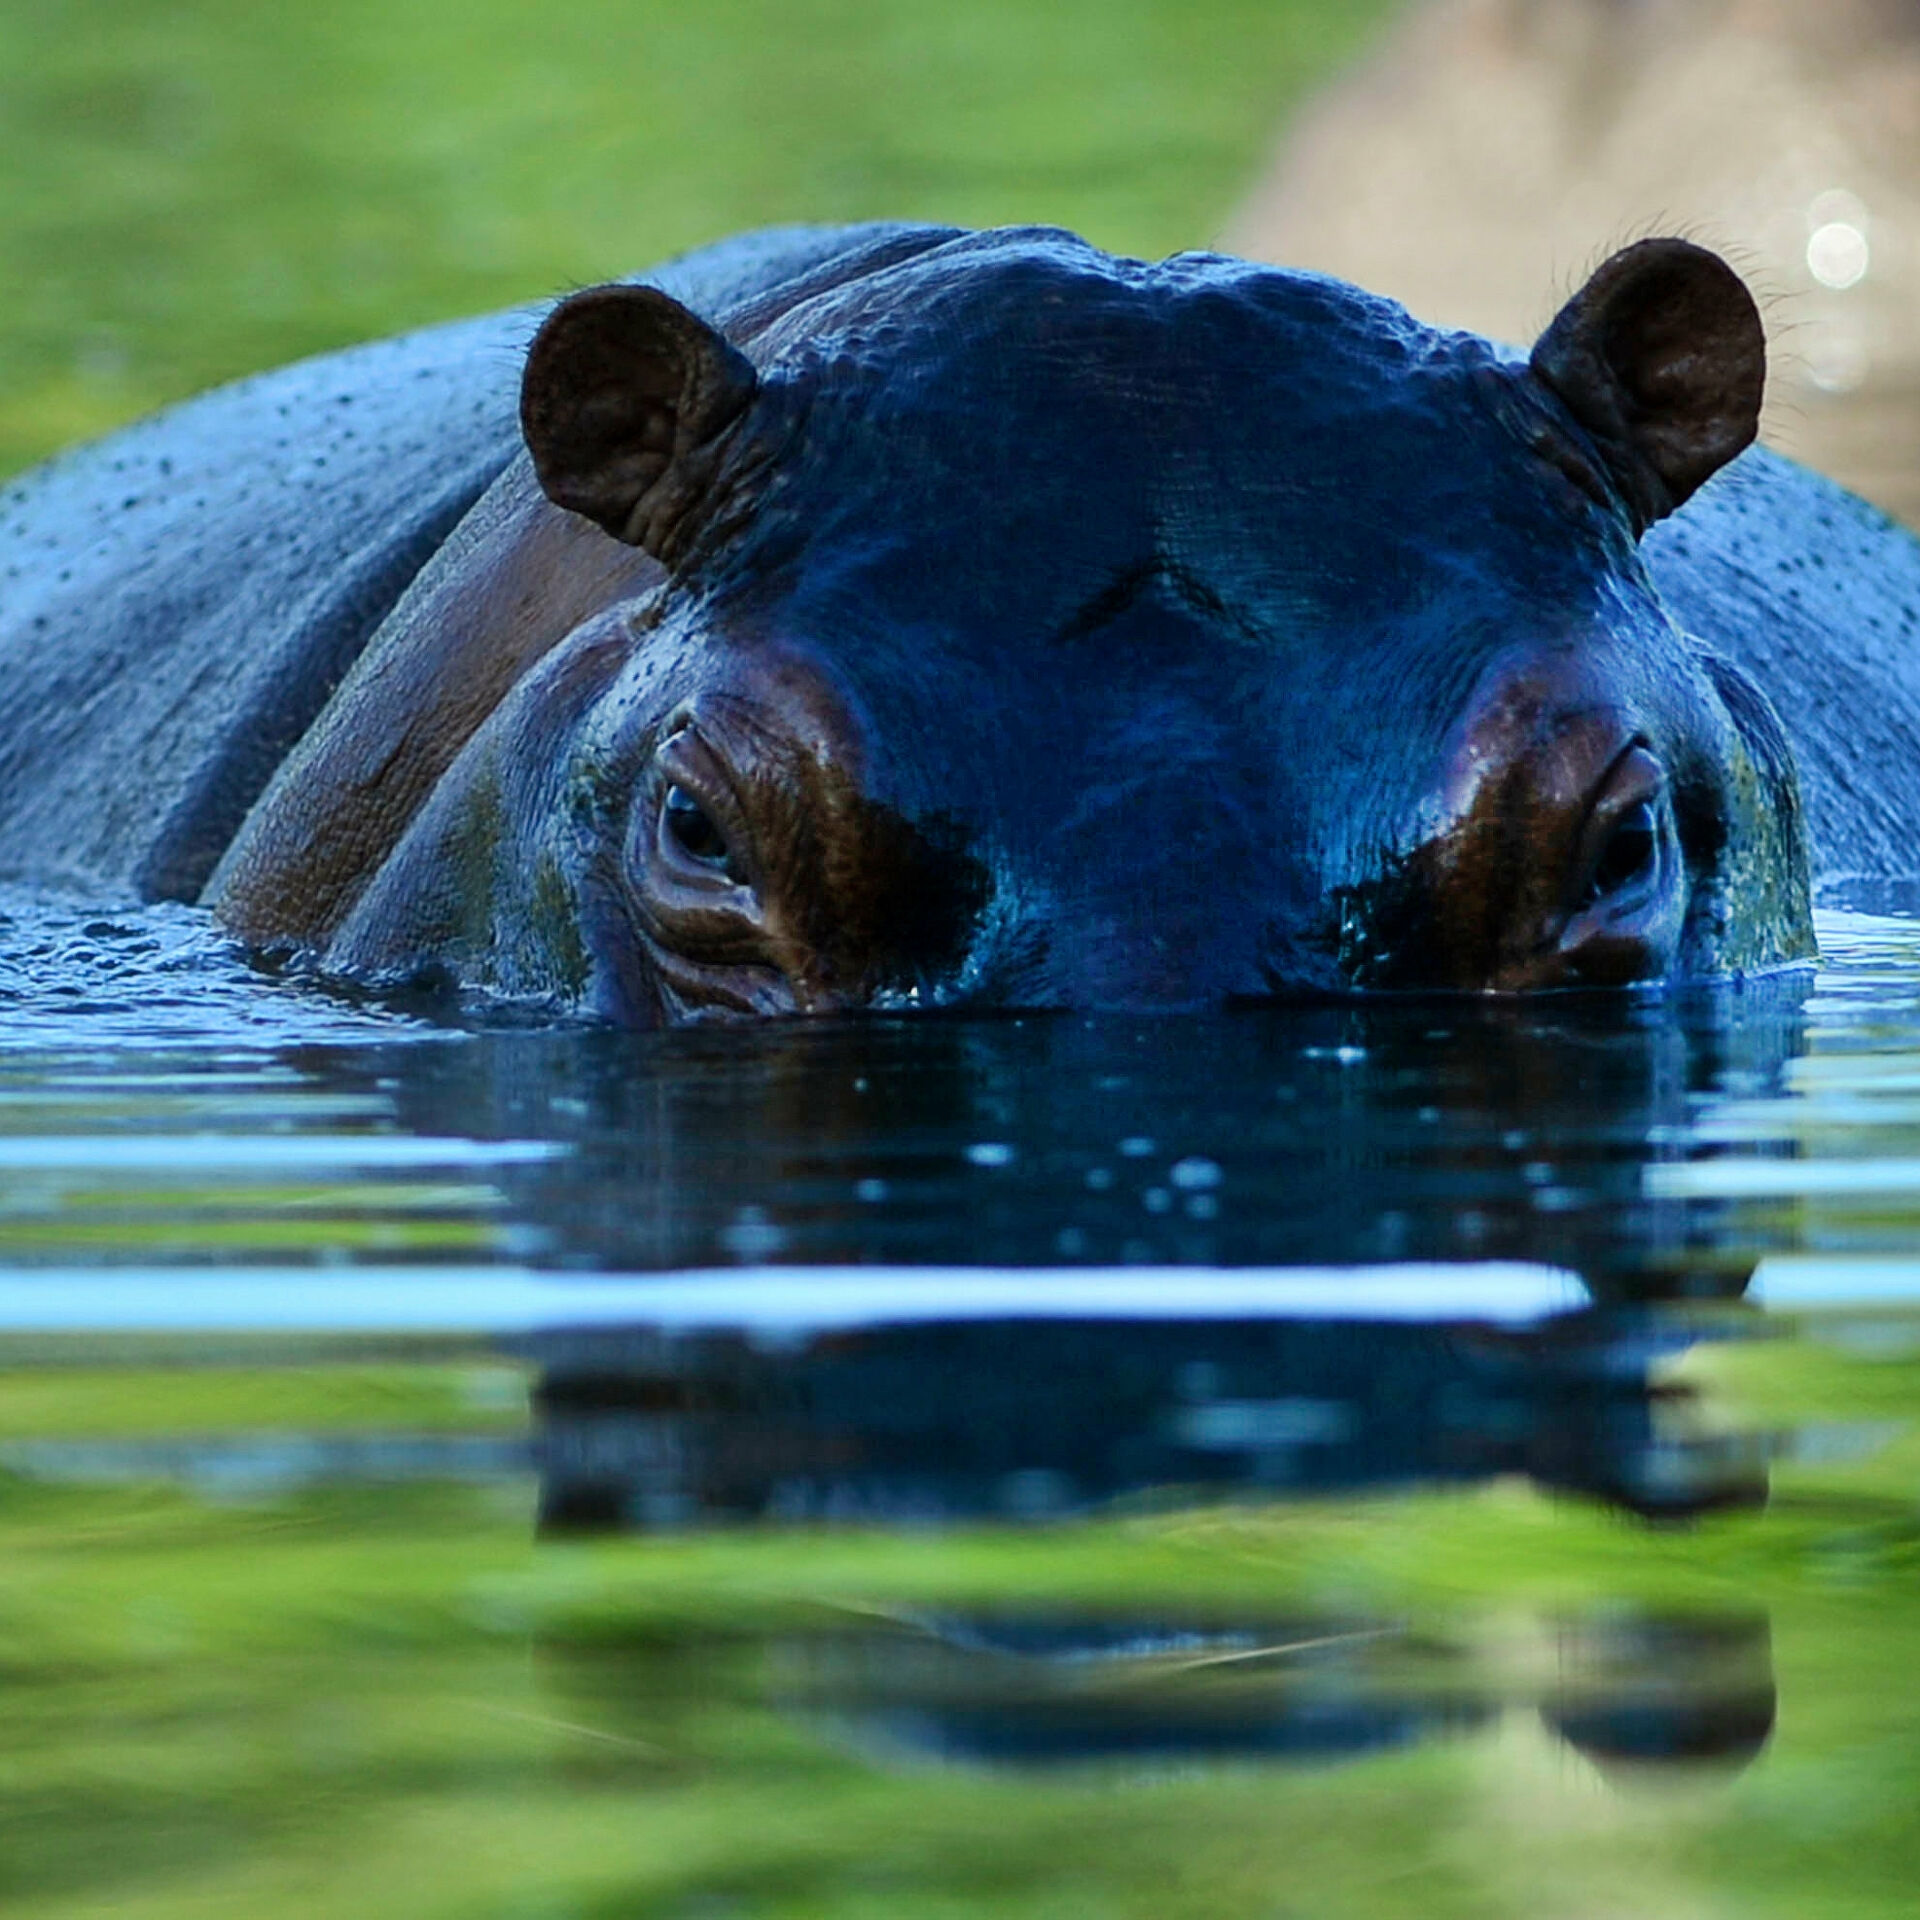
0, 223, 932, 900
1643, 448, 1920, 897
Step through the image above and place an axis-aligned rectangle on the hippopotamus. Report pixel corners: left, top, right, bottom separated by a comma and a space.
4, 221, 1920, 1019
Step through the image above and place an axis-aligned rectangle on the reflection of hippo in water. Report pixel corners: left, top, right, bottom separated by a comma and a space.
4, 222, 1920, 1018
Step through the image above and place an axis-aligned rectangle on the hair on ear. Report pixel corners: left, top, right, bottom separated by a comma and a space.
1530, 238, 1765, 533
519, 285, 758, 560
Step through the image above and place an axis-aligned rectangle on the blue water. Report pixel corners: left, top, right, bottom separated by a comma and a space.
7, 884, 1904, 1301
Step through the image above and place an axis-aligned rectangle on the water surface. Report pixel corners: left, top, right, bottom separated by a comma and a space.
5, 885, 1920, 1915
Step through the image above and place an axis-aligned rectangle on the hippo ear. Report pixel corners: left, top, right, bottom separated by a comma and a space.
1529, 239, 1764, 533
520, 285, 758, 559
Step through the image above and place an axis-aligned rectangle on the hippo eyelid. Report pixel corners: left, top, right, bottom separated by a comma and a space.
633, 719, 764, 906
1574, 744, 1669, 910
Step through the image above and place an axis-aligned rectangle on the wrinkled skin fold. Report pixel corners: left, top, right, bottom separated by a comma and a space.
5, 223, 1920, 1022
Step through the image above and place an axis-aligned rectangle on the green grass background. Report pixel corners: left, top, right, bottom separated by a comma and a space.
0, 0, 1397, 479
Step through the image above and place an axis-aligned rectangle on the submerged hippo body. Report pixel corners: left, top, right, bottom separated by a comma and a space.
4, 222, 1919, 1019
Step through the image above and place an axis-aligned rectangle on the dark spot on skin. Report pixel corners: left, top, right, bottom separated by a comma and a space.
731, 751, 989, 1001
439, 767, 508, 953
798, 780, 989, 998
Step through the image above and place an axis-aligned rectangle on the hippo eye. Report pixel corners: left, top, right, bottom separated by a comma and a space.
663, 783, 739, 875
1587, 798, 1659, 901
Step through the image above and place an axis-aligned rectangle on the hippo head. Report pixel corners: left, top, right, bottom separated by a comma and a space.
313, 230, 1812, 1019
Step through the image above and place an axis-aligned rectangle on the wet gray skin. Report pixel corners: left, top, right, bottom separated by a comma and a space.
6, 223, 1920, 1020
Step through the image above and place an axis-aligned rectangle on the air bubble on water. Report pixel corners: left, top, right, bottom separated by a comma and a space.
719, 1205, 786, 1260
1531, 1187, 1585, 1214
1169, 1156, 1222, 1191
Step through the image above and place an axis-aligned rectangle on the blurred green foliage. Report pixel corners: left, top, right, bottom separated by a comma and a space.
0, 0, 1393, 477
0, 1360, 527, 1437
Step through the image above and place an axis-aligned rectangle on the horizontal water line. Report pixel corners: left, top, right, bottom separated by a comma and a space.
0, 1262, 1590, 1334
0, 1134, 567, 1171
1751, 1257, 1920, 1306
1645, 1158, 1920, 1199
